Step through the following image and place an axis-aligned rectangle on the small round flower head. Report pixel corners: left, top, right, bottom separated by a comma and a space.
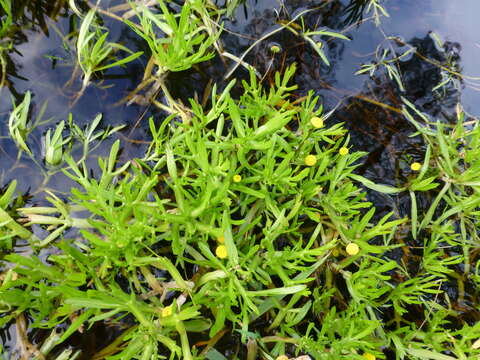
362, 353, 376, 360
276, 356, 289, 360
339, 147, 349, 156
410, 162, 422, 171
332, 248, 339, 257
216, 245, 228, 259
304, 154, 317, 166
217, 235, 225, 244
161, 305, 173, 317
345, 242, 360, 256
310, 116, 324, 128
233, 174, 242, 183
270, 44, 282, 54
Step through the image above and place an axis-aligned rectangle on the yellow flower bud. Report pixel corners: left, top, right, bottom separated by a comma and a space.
362, 353, 376, 360
304, 154, 317, 166
310, 116, 324, 128
410, 162, 422, 171
276, 356, 289, 360
233, 174, 242, 182
216, 245, 228, 259
345, 242, 360, 256
270, 44, 282, 53
161, 305, 173, 317
217, 236, 225, 244
339, 147, 349, 156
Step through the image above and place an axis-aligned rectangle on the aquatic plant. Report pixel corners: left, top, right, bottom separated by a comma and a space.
367, 0, 389, 26
43, 121, 70, 166
343, 0, 389, 26
0, 65, 400, 359
3, 60, 479, 358
76, 9, 143, 92
119, 0, 222, 119
1, 0, 480, 359
284, 17, 350, 66
0, 180, 31, 247
8, 91, 32, 155
0, 0, 12, 39
0, 0, 12, 88
124, 0, 218, 75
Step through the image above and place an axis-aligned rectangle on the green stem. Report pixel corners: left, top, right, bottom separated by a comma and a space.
127, 300, 152, 330
175, 319, 193, 360
0, 207, 33, 239
419, 181, 451, 231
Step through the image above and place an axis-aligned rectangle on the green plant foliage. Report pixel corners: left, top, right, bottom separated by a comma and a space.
125, 0, 218, 74
77, 9, 143, 88
8, 91, 32, 155
0, 180, 32, 248
1, 0, 480, 359
0, 65, 407, 359
3, 59, 480, 358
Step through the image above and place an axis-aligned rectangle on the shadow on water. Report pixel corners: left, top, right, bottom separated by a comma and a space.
1, 0, 480, 358
0, 0, 154, 199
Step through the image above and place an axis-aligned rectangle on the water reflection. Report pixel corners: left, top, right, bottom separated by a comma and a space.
0, 1, 151, 197
376, 0, 480, 115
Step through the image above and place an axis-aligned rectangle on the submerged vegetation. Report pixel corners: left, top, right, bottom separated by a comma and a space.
1, 0, 480, 359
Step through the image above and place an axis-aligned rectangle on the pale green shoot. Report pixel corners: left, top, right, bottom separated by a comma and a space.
77, 9, 143, 89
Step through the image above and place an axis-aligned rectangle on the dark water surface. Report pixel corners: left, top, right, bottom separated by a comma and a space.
0, 0, 152, 198
1, 0, 480, 357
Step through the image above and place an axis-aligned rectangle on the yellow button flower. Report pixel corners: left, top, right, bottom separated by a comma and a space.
270, 44, 282, 53
345, 242, 360, 255
339, 147, 349, 156
233, 174, 242, 182
161, 305, 173, 317
276, 356, 289, 360
216, 245, 228, 259
304, 154, 317, 166
362, 353, 376, 360
310, 116, 324, 128
410, 162, 422, 171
